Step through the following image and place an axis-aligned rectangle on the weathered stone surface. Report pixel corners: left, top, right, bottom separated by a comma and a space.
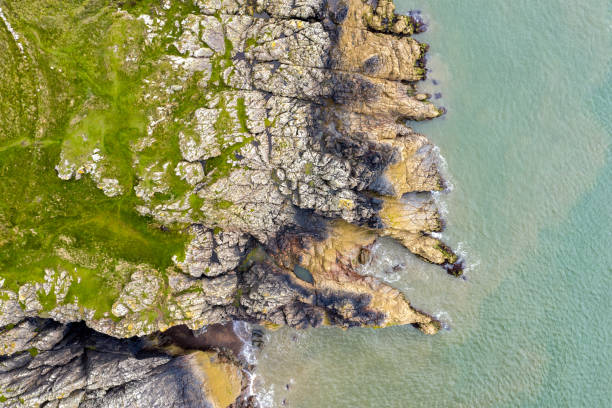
0, 318, 246, 408
0, 0, 468, 406
179, 226, 252, 278
1, 0, 460, 342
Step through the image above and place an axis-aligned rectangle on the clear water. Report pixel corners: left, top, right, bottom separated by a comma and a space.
253, 0, 612, 406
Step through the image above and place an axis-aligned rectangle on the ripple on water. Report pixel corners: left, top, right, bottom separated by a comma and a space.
253, 0, 612, 405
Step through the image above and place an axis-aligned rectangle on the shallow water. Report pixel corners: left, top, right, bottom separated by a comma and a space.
252, 0, 612, 406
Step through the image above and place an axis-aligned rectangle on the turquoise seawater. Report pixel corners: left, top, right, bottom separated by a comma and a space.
253, 0, 612, 406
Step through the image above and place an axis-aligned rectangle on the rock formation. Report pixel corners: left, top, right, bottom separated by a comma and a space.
0, 0, 460, 406
0, 318, 249, 407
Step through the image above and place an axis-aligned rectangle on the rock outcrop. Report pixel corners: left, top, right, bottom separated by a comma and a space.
0, 318, 248, 408
0, 0, 461, 405
1, 0, 458, 339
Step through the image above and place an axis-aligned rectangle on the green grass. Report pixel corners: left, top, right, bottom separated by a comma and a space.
233, 288, 243, 307
0, 0, 207, 316
214, 199, 234, 210
0, 324, 15, 333
0, 0, 256, 319
116, 0, 201, 16
264, 117, 277, 128
0, 143, 188, 315
244, 36, 257, 50
434, 243, 458, 264
236, 97, 249, 132
304, 162, 313, 175
203, 93, 254, 184
189, 193, 205, 212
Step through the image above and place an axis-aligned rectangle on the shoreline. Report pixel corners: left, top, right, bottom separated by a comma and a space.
0, 0, 463, 406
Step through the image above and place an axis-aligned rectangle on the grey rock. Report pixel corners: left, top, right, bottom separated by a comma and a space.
0, 318, 245, 408
1, 0, 458, 342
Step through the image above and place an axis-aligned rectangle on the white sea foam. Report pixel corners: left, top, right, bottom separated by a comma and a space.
254, 384, 276, 408
232, 320, 259, 396
430, 231, 443, 240
434, 310, 453, 329
233, 320, 257, 364
432, 145, 454, 193
193, 325, 207, 336
431, 190, 449, 218
431, 146, 453, 220
244, 371, 256, 397
357, 240, 403, 283
455, 242, 480, 274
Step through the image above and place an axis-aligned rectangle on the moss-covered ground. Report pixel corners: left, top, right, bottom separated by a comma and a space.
0, 0, 218, 317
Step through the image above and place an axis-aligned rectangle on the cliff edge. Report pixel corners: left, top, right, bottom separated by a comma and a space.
0, 0, 459, 406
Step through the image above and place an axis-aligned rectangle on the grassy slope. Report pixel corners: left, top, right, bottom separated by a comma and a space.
0, 0, 209, 317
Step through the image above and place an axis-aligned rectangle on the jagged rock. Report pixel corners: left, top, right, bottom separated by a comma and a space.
0, 318, 245, 408
178, 226, 251, 278
0, 0, 469, 406
1, 0, 461, 342
111, 267, 162, 317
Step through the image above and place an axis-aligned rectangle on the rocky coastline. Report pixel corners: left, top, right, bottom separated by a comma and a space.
0, 0, 460, 406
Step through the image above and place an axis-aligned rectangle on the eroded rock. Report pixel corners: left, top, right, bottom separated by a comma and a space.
0, 318, 247, 408
2, 0, 460, 343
